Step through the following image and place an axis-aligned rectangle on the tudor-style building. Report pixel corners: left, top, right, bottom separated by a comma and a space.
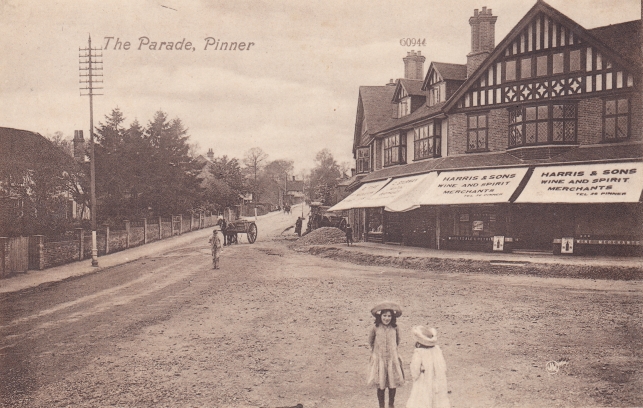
333, 1, 642, 256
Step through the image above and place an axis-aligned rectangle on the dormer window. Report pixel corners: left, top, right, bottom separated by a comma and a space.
398, 97, 411, 118
428, 83, 446, 107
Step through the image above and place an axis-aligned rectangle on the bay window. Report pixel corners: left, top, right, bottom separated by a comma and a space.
383, 133, 406, 166
508, 102, 577, 147
413, 121, 441, 160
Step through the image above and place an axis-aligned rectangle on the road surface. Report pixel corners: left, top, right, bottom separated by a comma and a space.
1, 205, 641, 407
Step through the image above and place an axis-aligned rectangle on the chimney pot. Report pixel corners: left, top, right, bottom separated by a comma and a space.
482, 6, 487, 13
474, 8, 478, 16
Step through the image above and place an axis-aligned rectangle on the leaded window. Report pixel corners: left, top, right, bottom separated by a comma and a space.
603, 98, 630, 141
383, 133, 406, 166
508, 103, 577, 147
413, 121, 441, 160
467, 114, 488, 152
356, 147, 371, 173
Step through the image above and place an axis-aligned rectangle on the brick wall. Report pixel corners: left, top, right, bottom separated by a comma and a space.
578, 97, 603, 144
130, 227, 145, 247
161, 222, 172, 239
147, 224, 159, 243
110, 230, 128, 252
487, 108, 509, 152
447, 113, 467, 155
83, 233, 106, 258
631, 93, 642, 141
182, 218, 191, 233
44, 240, 79, 269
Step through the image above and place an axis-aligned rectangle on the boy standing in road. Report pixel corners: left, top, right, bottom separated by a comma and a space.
345, 223, 353, 246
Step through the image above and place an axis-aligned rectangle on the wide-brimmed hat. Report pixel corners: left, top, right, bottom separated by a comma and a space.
371, 301, 402, 318
412, 325, 438, 347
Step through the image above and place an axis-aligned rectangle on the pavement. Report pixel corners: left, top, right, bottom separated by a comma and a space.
2, 204, 641, 294
328, 241, 643, 269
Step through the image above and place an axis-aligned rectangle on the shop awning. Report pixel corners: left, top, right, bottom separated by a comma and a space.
327, 179, 390, 211
515, 162, 643, 203
419, 167, 530, 205
366, 173, 437, 212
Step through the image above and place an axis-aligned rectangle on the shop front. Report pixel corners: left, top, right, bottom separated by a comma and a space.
363, 173, 437, 244
514, 162, 643, 255
418, 167, 530, 252
329, 179, 390, 242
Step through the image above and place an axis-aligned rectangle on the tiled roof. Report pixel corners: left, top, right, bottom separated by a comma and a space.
0, 127, 72, 166
359, 85, 397, 135
432, 62, 467, 81
359, 143, 642, 183
375, 101, 447, 135
397, 79, 425, 97
588, 20, 643, 68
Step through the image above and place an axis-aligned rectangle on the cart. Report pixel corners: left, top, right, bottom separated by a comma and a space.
225, 219, 258, 244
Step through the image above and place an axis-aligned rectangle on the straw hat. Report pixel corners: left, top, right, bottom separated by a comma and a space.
412, 325, 438, 347
370, 301, 402, 318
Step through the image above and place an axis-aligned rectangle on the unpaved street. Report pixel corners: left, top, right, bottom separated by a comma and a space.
1, 207, 641, 407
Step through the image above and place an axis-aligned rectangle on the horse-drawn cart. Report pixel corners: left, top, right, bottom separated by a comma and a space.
225, 219, 258, 244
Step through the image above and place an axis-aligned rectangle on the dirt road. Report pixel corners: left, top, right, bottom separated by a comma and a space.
1, 206, 641, 407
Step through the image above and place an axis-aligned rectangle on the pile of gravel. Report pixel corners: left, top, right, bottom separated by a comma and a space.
296, 227, 346, 246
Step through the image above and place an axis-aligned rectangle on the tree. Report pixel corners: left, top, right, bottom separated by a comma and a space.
309, 149, 341, 205
243, 147, 268, 203
203, 156, 246, 211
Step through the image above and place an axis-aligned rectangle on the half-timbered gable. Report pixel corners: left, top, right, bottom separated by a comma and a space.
445, 0, 641, 157
392, 79, 427, 118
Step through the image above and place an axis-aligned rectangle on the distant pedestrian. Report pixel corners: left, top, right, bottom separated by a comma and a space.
406, 326, 450, 408
295, 217, 303, 237
368, 301, 405, 408
208, 226, 223, 269
345, 223, 353, 246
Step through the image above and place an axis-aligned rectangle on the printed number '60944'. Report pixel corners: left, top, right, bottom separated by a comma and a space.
400, 38, 426, 46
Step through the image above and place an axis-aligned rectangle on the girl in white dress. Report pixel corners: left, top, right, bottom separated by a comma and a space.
406, 326, 450, 408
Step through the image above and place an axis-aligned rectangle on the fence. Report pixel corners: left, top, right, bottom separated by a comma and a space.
0, 211, 219, 278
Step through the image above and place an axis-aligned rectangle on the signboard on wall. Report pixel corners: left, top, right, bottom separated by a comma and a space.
419, 167, 530, 205
493, 236, 505, 251
472, 220, 484, 231
515, 162, 643, 204
561, 237, 574, 254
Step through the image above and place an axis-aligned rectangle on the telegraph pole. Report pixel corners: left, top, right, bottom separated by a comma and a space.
79, 35, 103, 267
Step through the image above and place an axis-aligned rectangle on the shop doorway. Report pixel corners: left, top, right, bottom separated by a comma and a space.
513, 205, 570, 251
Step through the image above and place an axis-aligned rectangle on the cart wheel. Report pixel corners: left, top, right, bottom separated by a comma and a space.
247, 223, 258, 244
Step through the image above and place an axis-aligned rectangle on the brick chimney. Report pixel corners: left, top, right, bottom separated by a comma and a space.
207, 148, 214, 161
386, 78, 396, 86
467, 7, 497, 77
403, 50, 426, 80
73, 130, 85, 162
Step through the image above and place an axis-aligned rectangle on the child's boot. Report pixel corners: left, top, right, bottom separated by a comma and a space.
388, 388, 396, 408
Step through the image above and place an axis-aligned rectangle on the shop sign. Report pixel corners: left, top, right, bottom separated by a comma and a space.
328, 179, 390, 211
515, 162, 643, 203
472, 220, 484, 231
493, 236, 504, 251
420, 167, 529, 205
371, 173, 437, 212
561, 237, 574, 254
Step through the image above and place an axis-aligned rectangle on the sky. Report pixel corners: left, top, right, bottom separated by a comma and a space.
0, 0, 640, 173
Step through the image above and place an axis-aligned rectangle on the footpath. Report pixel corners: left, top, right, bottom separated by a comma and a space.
3, 205, 642, 294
